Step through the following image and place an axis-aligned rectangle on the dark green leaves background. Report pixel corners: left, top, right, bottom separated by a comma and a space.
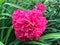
0, 0, 60, 45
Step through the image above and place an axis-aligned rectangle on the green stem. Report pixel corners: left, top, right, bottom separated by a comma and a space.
1, 20, 5, 41
1, 28, 4, 41
4, 26, 13, 45
0, 5, 4, 41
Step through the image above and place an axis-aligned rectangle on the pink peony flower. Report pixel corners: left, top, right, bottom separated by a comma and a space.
12, 2, 47, 41
37, 2, 45, 12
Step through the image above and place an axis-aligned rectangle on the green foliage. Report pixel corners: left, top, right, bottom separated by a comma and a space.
0, 0, 4, 4
0, 41, 4, 45
0, 0, 60, 45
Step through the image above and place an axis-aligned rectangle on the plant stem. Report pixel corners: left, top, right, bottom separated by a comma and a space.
4, 26, 13, 45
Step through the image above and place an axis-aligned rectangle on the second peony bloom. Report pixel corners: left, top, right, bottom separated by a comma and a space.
12, 2, 47, 41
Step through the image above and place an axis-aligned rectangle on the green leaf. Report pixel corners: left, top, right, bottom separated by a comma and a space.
0, 41, 4, 45
0, 27, 8, 29
24, 41, 51, 45
4, 3, 26, 10
40, 33, 60, 41
44, 0, 49, 4
2, 13, 11, 17
48, 20, 59, 22
0, 17, 8, 20
0, 0, 4, 4
9, 39, 20, 45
